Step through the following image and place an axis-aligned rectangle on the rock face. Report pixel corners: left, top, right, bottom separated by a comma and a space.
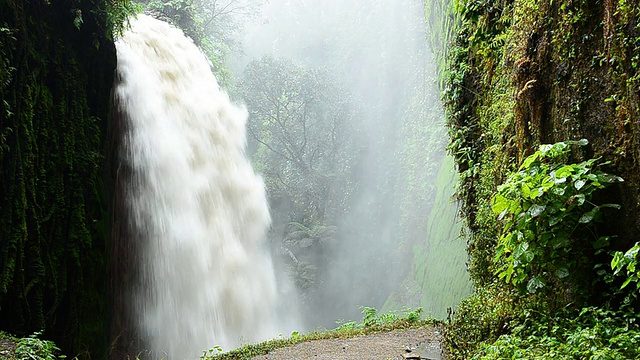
438, 0, 640, 292
0, 0, 117, 356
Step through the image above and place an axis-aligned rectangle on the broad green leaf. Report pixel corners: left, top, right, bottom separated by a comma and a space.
530, 187, 544, 198
520, 152, 541, 170
549, 216, 562, 227
574, 179, 586, 190
593, 236, 611, 249
551, 235, 568, 249
528, 204, 546, 217
577, 138, 589, 146
579, 208, 598, 224
621, 276, 634, 289
523, 249, 535, 263
555, 165, 574, 179
492, 194, 509, 214
513, 242, 529, 259
527, 276, 545, 294
555, 267, 570, 279
611, 252, 623, 270
554, 177, 567, 184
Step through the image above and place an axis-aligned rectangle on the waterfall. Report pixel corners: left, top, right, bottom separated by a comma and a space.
113, 15, 281, 359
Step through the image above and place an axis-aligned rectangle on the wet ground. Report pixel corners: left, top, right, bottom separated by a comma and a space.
252, 326, 443, 360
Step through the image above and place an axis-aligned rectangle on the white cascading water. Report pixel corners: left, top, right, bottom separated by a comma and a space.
114, 15, 280, 359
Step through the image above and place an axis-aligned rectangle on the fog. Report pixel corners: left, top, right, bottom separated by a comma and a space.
226, 0, 466, 329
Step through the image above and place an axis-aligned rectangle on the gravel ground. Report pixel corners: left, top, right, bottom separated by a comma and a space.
0, 337, 16, 359
252, 326, 444, 360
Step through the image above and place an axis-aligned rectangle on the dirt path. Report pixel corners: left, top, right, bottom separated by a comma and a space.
252, 326, 444, 360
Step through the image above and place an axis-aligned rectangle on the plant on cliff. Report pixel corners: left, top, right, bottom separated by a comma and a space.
611, 242, 640, 304
492, 140, 622, 296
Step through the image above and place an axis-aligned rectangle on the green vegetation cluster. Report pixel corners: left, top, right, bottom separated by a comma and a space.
425, 0, 640, 358
4, 331, 65, 360
0, 0, 135, 357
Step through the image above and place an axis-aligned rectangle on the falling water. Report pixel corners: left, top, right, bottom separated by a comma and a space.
114, 15, 280, 359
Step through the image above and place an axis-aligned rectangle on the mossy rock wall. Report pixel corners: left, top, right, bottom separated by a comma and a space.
433, 0, 639, 292
0, 0, 117, 355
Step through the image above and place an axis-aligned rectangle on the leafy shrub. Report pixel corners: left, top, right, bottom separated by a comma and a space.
474, 307, 640, 359
492, 140, 622, 295
611, 242, 640, 305
445, 285, 522, 359
14, 331, 65, 360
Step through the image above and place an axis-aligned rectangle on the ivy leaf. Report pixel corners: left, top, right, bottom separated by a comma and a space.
579, 208, 598, 223
527, 276, 545, 294
574, 179, 586, 190
492, 194, 509, 214
621, 276, 634, 289
555, 165, 574, 179
611, 252, 623, 271
528, 204, 546, 217
555, 266, 570, 279
554, 177, 567, 184
577, 138, 589, 146
513, 242, 529, 259
520, 152, 541, 170
593, 236, 611, 249
73, 9, 83, 30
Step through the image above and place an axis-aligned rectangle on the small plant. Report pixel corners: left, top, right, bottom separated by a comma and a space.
200, 345, 223, 359
611, 242, 640, 297
492, 139, 622, 294
14, 331, 65, 360
406, 307, 424, 323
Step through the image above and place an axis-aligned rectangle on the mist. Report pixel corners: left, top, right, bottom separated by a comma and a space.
226, 0, 467, 330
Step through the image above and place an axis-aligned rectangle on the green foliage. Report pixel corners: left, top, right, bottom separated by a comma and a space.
492, 140, 622, 294
105, 1, 141, 40
446, 285, 640, 359
439, 0, 640, 358
474, 307, 640, 359
445, 285, 522, 359
15, 331, 65, 360
611, 242, 640, 296
0, 0, 117, 356
200, 345, 223, 359
0, 24, 15, 119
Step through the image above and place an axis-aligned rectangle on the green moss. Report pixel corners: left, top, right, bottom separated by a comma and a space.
427, 0, 640, 357
0, 0, 131, 357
